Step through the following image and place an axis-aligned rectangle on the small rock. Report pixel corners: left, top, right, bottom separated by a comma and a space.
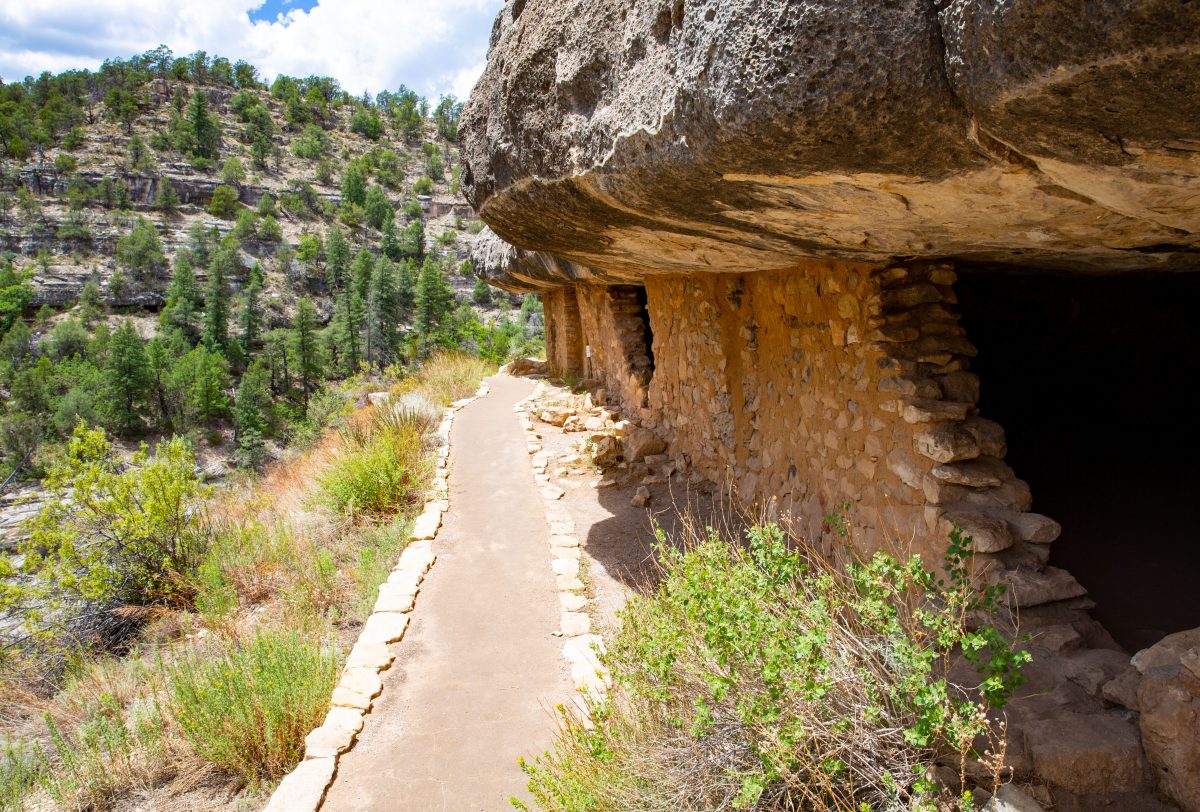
559, 592, 586, 612
552, 558, 579, 576
264, 756, 336, 812
560, 611, 591, 637
981, 784, 1045, 812
631, 486, 650, 508
542, 485, 566, 501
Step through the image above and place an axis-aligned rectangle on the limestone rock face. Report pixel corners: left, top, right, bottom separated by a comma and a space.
462, 0, 1200, 278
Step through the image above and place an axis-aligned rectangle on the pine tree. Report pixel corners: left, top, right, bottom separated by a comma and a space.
380, 216, 402, 261
414, 257, 455, 349
351, 248, 374, 304
105, 319, 151, 434
234, 360, 271, 468
202, 249, 233, 352
187, 89, 221, 159
263, 328, 291, 394
396, 259, 416, 320
160, 255, 202, 342
341, 162, 366, 207
239, 263, 264, 353
473, 277, 493, 306
326, 224, 349, 290
364, 184, 393, 230
329, 285, 362, 374
291, 297, 322, 411
155, 178, 180, 215
363, 256, 400, 368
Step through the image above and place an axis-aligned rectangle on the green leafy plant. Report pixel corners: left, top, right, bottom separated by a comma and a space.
166, 632, 339, 783
517, 517, 1029, 811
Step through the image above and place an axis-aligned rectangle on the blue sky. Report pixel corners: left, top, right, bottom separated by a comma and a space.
0, 0, 504, 100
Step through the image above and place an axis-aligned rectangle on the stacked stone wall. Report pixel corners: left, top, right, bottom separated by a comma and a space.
575, 285, 655, 417
564, 262, 1073, 605
542, 288, 585, 378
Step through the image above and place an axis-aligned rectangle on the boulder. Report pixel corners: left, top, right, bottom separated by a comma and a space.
1135, 630, 1200, 811
1022, 713, 1147, 796
622, 427, 666, 462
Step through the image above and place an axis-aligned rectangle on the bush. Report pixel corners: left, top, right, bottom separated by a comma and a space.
167, 632, 339, 783
318, 408, 430, 517
518, 521, 1029, 812
209, 184, 240, 219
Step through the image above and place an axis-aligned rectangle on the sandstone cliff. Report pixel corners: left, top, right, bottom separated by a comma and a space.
463, 0, 1199, 281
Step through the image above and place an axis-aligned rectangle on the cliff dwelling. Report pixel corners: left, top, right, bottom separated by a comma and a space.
461, 0, 1200, 808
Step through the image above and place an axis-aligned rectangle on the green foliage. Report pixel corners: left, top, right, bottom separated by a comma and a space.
341, 160, 367, 207
364, 183, 393, 230
220, 156, 246, 185
170, 344, 231, 424
154, 177, 180, 215
473, 277, 493, 306
413, 176, 433, 196
291, 297, 323, 410
167, 632, 339, 782
519, 522, 1029, 811
15, 425, 211, 620
160, 255, 202, 342
45, 316, 90, 360
186, 89, 221, 159
0, 261, 32, 334
103, 319, 151, 434
349, 105, 384, 140
115, 216, 166, 278
290, 124, 329, 161
319, 406, 430, 517
208, 184, 240, 218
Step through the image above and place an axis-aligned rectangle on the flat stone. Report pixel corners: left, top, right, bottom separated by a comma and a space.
940, 512, 1013, 553
1003, 566, 1087, 607
914, 425, 980, 463
551, 558, 579, 576
548, 520, 575, 535
560, 611, 591, 637
1102, 667, 1142, 710
559, 592, 587, 611
556, 574, 585, 591
373, 589, 416, 614
395, 546, 436, 575
264, 756, 336, 812
1023, 713, 1146, 795
385, 569, 422, 594
345, 641, 395, 670
410, 509, 442, 540
542, 485, 566, 501
358, 613, 410, 645
304, 717, 358, 759
548, 533, 579, 547
331, 686, 374, 710
1006, 512, 1062, 544
981, 785, 1045, 812
901, 399, 972, 424
551, 545, 582, 560
929, 457, 1007, 488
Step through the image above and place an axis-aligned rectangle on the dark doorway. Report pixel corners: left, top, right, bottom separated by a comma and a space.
956, 269, 1200, 652
633, 285, 655, 373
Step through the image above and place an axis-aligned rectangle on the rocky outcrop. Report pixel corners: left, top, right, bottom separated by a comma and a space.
462, 0, 1200, 277
1134, 629, 1200, 811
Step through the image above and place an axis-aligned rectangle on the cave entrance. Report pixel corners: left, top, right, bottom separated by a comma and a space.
633, 285, 655, 373
956, 269, 1200, 652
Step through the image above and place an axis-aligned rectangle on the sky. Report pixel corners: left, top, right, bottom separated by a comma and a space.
0, 0, 504, 100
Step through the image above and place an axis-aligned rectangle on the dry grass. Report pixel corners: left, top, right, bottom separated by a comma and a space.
0, 356, 494, 811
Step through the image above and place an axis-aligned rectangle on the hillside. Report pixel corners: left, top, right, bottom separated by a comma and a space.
0, 47, 541, 490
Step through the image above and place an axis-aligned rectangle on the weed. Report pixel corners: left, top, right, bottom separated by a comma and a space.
166, 631, 340, 784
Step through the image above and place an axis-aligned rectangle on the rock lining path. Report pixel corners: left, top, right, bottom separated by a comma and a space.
321, 374, 574, 811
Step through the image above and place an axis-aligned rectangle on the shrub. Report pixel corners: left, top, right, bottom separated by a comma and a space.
209, 184, 240, 218
318, 410, 429, 517
167, 632, 339, 783
518, 521, 1029, 812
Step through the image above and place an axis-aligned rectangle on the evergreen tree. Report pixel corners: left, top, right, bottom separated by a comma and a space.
363, 256, 400, 368
380, 216, 402, 261
263, 328, 291, 395
105, 319, 150, 434
202, 248, 233, 352
160, 254, 202, 342
291, 297, 322, 411
341, 161, 366, 207
329, 285, 362, 374
364, 184, 393, 231
234, 360, 271, 468
155, 178, 180, 215
395, 259, 417, 321
473, 277, 493, 306
239, 263, 264, 353
350, 248, 374, 303
326, 224, 349, 290
399, 217, 425, 260
187, 89, 221, 159
414, 257, 455, 346
171, 345, 231, 425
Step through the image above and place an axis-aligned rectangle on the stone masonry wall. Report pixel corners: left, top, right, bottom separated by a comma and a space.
542, 288, 585, 379
568, 262, 1076, 609
575, 284, 654, 418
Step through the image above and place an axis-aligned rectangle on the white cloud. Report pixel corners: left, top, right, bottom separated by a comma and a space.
0, 0, 503, 100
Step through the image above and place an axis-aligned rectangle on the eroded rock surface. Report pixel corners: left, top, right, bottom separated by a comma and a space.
463, 0, 1200, 278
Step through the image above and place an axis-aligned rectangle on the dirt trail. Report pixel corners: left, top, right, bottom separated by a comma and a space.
322, 374, 573, 811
